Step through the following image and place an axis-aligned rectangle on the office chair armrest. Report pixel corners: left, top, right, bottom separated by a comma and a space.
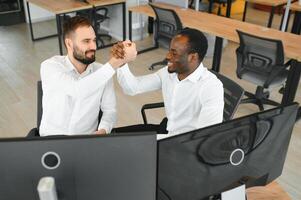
141, 102, 164, 124
264, 64, 289, 88
284, 60, 292, 68
26, 128, 40, 138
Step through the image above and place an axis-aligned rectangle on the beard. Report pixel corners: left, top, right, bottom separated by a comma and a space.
73, 46, 96, 65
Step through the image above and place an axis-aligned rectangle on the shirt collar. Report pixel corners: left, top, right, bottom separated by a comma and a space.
177, 63, 206, 83
65, 56, 94, 75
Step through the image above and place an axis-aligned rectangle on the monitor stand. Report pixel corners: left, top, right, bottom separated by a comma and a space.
37, 177, 58, 200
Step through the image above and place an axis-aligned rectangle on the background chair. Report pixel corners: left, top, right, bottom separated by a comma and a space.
94, 7, 112, 47
27, 81, 103, 137
236, 30, 290, 111
76, 7, 111, 48
141, 71, 244, 124
148, 4, 183, 70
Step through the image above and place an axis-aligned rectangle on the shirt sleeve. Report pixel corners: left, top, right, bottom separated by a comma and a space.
97, 79, 117, 133
40, 60, 115, 100
198, 80, 224, 128
116, 64, 162, 96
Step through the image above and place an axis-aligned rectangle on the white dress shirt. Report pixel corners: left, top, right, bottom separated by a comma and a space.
117, 63, 224, 140
39, 56, 116, 136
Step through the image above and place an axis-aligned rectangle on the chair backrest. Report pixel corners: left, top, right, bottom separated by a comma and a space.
150, 4, 183, 43
236, 30, 284, 79
37, 81, 43, 129
210, 70, 244, 121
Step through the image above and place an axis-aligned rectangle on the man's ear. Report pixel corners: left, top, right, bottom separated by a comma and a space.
188, 52, 199, 63
65, 38, 73, 52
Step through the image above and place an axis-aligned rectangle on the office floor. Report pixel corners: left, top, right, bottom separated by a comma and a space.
0, 4, 300, 199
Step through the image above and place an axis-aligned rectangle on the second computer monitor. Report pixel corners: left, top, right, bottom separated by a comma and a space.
158, 103, 298, 200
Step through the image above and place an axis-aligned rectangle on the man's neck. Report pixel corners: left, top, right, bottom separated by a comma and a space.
177, 62, 200, 81
67, 54, 87, 74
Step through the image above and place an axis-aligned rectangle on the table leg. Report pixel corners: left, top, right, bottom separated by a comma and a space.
26, 1, 58, 41
226, 0, 232, 18
211, 37, 223, 72
291, 11, 301, 34
129, 11, 132, 41
280, 10, 291, 31
281, 60, 301, 105
208, 0, 213, 13
242, 1, 248, 21
267, 6, 275, 28
123, 2, 126, 41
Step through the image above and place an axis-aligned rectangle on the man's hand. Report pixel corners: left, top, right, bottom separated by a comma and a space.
108, 40, 137, 69
111, 41, 125, 59
123, 40, 137, 63
94, 129, 107, 135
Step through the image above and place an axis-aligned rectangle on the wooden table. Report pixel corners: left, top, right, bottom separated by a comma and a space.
26, 0, 92, 55
242, 0, 289, 28
287, 1, 301, 34
128, 2, 301, 107
247, 181, 291, 200
26, 0, 126, 55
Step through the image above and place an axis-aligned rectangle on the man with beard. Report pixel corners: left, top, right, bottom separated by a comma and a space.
39, 16, 136, 136
114, 28, 224, 139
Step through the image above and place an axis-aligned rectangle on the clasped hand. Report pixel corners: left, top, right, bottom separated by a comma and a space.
110, 40, 137, 67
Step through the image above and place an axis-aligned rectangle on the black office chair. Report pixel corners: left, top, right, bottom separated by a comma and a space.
141, 70, 244, 124
149, 4, 183, 70
76, 8, 111, 48
236, 30, 290, 111
27, 81, 103, 137
94, 7, 112, 47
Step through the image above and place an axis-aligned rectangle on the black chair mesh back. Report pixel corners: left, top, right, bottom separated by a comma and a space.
150, 4, 183, 42
37, 81, 43, 130
210, 70, 244, 121
236, 30, 284, 78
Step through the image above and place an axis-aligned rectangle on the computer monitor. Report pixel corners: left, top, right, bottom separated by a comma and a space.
157, 103, 298, 200
0, 133, 157, 200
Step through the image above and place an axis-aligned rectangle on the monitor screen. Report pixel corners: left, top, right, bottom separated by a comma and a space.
0, 133, 157, 200
157, 103, 298, 200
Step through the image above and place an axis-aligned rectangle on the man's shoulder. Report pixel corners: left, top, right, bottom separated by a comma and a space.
202, 69, 223, 88
42, 55, 65, 64
40, 55, 69, 74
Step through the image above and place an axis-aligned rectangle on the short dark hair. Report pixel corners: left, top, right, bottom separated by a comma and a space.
63, 16, 93, 42
176, 28, 208, 63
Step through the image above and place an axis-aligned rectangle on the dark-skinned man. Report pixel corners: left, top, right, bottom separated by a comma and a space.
113, 28, 224, 139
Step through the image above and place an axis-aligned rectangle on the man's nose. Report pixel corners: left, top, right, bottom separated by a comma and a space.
90, 40, 97, 50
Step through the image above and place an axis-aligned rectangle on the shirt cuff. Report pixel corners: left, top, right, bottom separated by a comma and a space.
98, 123, 112, 134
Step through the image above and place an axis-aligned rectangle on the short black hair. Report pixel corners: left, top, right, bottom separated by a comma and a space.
176, 28, 208, 63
